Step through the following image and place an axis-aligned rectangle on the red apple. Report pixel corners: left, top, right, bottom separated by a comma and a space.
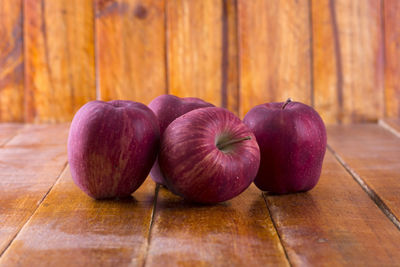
159, 107, 260, 204
68, 100, 160, 199
243, 99, 327, 194
148, 94, 214, 186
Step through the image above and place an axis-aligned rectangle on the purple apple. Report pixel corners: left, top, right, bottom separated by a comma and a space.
68, 100, 160, 199
148, 94, 214, 186
158, 107, 260, 204
243, 99, 327, 194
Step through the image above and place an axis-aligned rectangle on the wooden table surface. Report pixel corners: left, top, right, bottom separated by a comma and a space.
0, 120, 400, 266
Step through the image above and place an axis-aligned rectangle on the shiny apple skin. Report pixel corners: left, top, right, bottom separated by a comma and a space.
148, 94, 214, 186
243, 101, 327, 194
159, 107, 260, 204
68, 100, 160, 199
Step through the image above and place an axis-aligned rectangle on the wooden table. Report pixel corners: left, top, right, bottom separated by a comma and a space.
0, 120, 399, 266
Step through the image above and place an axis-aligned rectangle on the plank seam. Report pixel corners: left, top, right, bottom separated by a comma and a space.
378, 119, 400, 139
328, 0, 344, 124
21, 0, 26, 123
164, 0, 169, 95
93, 0, 100, 100
235, 0, 241, 117
308, 0, 315, 108
40, 0, 55, 108
328, 145, 400, 231
0, 125, 24, 147
381, 0, 387, 117
221, 0, 228, 109
64, 8, 75, 112
234, 0, 240, 116
262, 193, 293, 267
141, 183, 160, 267
0, 135, 18, 147
0, 162, 69, 259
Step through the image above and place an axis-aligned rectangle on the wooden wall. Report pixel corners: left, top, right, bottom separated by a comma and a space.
0, 0, 399, 124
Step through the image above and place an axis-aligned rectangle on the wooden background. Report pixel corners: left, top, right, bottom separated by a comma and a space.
0, 0, 399, 124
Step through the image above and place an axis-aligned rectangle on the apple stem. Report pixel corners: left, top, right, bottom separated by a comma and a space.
282, 98, 292, 109
216, 136, 251, 150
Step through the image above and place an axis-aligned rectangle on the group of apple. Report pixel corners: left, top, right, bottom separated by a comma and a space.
68, 95, 327, 204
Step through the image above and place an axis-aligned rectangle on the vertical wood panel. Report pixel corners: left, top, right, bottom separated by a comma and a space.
0, 0, 392, 122
238, 0, 312, 117
311, 0, 339, 124
0, 0, 24, 122
167, 0, 239, 112
24, 0, 96, 123
223, 0, 239, 115
95, 0, 166, 104
384, 0, 400, 118
312, 0, 384, 124
167, 0, 221, 105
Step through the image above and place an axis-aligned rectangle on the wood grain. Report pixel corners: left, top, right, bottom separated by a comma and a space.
167, 0, 239, 112
1, 123, 400, 264
0, 169, 156, 267
0, 124, 69, 256
223, 0, 239, 115
311, 0, 339, 124
328, 124, 400, 223
0, 124, 22, 146
238, 0, 312, 117
265, 151, 400, 265
0, 0, 24, 122
145, 185, 289, 267
312, 0, 384, 124
95, 0, 166, 104
384, 0, 400, 118
24, 0, 96, 123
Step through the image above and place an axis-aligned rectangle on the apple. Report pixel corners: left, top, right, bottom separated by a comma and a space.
158, 107, 260, 204
243, 99, 327, 194
148, 94, 214, 186
68, 100, 160, 199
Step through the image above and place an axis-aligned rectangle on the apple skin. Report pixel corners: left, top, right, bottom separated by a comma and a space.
158, 107, 260, 204
148, 94, 214, 186
68, 100, 160, 199
243, 100, 327, 194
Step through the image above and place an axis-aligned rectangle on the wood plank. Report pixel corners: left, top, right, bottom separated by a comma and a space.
0, 0, 24, 122
0, 124, 22, 146
0, 124, 69, 256
238, 0, 312, 117
265, 151, 400, 265
328, 124, 400, 223
145, 184, 289, 266
312, 0, 384, 124
384, 0, 400, 118
167, 0, 239, 112
0, 169, 156, 267
95, 0, 166, 104
379, 118, 400, 138
24, 0, 96, 123
311, 0, 339, 124
224, 0, 239, 115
